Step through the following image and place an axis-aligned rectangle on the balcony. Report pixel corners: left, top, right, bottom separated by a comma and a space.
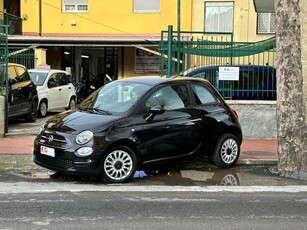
0, 12, 22, 35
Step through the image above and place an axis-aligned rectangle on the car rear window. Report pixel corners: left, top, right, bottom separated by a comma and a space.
191, 83, 217, 104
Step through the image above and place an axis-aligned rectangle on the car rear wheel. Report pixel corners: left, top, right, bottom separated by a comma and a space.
38, 100, 48, 117
212, 133, 240, 168
25, 100, 38, 122
101, 145, 137, 183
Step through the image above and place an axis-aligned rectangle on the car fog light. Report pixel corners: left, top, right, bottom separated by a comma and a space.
76, 130, 93, 144
75, 147, 93, 157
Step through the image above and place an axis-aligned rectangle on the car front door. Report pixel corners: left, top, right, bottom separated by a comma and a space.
47, 73, 63, 110
58, 73, 72, 107
15, 65, 33, 112
140, 83, 203, 163
7, 66, 22, 116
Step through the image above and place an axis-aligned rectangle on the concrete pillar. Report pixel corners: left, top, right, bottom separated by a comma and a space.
0, 96, 5, 137
34, 48, 47, 68
75, 48, 82, 83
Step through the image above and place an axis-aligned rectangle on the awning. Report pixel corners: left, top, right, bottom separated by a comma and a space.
7, 35, 161, 47
253, 0, 275, 13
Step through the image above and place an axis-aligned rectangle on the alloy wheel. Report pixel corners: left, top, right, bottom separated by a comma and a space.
103, 149, 134, 181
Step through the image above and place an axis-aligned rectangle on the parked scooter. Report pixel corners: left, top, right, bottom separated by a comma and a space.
75, 74, 112, 104
75, 81, 96, 104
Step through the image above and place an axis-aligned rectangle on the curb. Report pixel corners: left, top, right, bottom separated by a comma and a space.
237, 159, 278, 165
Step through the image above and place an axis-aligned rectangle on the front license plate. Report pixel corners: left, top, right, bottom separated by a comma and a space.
40, 146, 55, 157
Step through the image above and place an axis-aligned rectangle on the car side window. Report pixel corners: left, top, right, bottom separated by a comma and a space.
145, 84, 189, 111
59, 73, 68, 86
191, 83, 217, 104
15, 66, 30, 82
47, 73, 59, 88
8, 66, 17, 80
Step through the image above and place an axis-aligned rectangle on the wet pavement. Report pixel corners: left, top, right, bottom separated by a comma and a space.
1, 112, 306, 187
1, 154, 307, 186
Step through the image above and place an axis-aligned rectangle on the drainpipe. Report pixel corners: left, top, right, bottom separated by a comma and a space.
177, 0, 181, 75
39, 0, 42, 36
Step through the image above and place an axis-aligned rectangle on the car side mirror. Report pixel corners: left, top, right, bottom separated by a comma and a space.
145, 105, 165, 121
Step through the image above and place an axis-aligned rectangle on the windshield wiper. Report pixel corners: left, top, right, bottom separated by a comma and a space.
80, 107, 112, 115
80, 108, 98, 114
94, 108, 112, 115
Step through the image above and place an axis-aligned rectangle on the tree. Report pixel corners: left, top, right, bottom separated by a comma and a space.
274, 0, 307, 175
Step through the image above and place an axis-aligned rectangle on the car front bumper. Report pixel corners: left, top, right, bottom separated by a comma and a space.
33, 143, 102, 177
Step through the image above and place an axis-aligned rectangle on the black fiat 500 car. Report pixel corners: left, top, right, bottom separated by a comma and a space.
33, 77, 242, 183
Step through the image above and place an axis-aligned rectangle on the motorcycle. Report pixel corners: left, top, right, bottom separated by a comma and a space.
75, 82, 96, 104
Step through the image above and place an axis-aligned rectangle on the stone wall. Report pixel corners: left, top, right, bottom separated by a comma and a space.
0, 97, 278, 140
228, 101, 277, 140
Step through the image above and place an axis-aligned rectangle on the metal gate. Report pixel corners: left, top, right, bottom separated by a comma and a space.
0, 23, 35, 134
159, 28, 276, 100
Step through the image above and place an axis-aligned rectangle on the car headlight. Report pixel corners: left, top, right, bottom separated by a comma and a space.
76, 130, 93, 144
38, 124, 46, 134
75, 147, 93, 157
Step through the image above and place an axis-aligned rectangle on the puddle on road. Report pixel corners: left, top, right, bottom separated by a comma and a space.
1, 155, 307, 186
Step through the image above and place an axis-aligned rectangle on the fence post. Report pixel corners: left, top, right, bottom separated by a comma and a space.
0, 96, 4, 137
167, 25, 173, 78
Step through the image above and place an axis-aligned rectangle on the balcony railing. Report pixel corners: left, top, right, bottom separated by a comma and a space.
0, 11, 22, 35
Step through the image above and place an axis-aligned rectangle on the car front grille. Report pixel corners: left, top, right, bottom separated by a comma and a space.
35, 153, 73, 169
39, 130, 68, 149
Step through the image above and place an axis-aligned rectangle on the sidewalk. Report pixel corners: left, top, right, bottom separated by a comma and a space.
0, 135, 278, 163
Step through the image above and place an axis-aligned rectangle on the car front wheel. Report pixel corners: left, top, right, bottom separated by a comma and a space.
101, 145, 137, 183
212, 133, 240, 168
68, 97, 76, 110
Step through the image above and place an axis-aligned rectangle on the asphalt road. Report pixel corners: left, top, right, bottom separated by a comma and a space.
0, 189, 306, 229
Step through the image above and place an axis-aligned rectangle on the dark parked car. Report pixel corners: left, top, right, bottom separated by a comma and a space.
0, 63, 38, 121
33, 77, 242, 183
184, 65, 276, 100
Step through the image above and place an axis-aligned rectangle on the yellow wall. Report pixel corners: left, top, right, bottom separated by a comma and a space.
192, 0, 273, 42
22, 0, 192, 35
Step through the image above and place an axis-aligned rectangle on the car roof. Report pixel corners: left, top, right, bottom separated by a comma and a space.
117, 76, 170, 86
28, 69, 69, 74
0, 63, 27, 68
116, 76, 210, 87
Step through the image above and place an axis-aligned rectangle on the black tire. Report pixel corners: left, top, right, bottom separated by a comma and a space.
25, 100, 38, 122
68, 97, 76, 110
101, 145, 137, 183
38, 100, 48, 117
211, 133, 240, 168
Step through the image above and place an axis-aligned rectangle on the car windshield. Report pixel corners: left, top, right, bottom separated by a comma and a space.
79, 80, 151, 114
29, 72, 48, 86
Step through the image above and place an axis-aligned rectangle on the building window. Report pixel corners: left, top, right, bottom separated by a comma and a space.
62, 0, 88, 12
134, 0, 160, 13
257, 13, 275, 34
204, 2, 233, 33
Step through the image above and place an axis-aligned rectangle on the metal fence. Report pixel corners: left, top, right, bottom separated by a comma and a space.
0, 23, 35, 134
159, 30, 276, 100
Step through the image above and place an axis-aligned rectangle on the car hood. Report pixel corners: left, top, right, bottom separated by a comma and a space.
46, 110, 121, 134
